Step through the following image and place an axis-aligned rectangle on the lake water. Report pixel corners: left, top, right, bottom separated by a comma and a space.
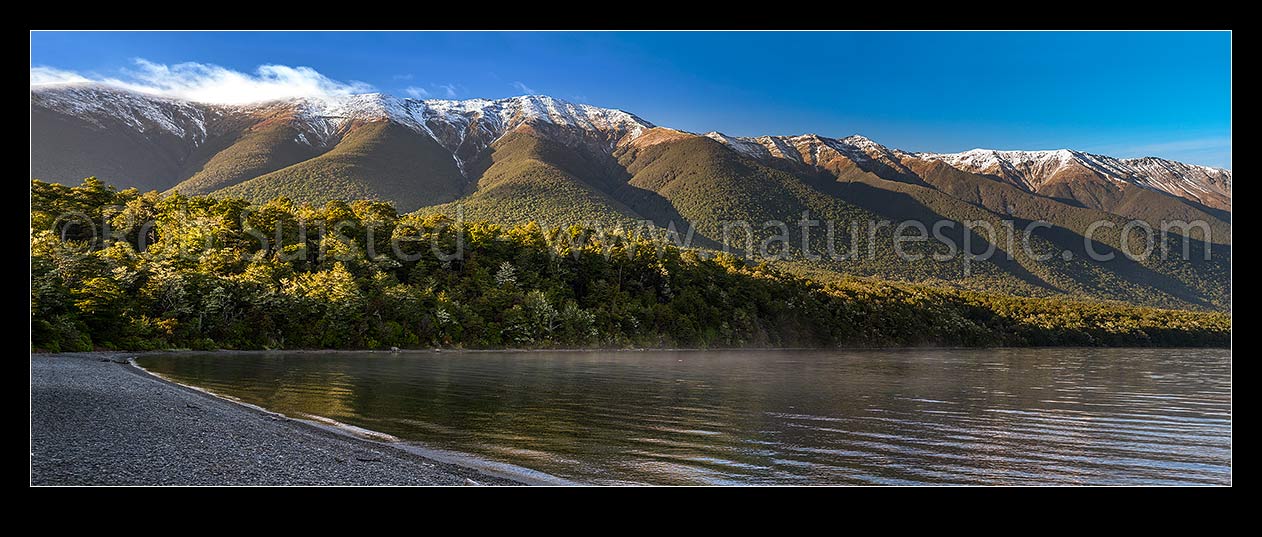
135, 348, 1232, 485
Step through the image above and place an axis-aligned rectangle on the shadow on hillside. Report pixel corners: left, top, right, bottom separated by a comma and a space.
1024, 222, 1221, 310
807, 176, 1066, 294
1174, 196, 1232, 224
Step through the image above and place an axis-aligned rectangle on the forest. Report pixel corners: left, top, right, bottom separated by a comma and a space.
30, 178, 1230, 352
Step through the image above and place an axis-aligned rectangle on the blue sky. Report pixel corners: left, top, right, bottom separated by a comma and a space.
30, 31, 1232, 168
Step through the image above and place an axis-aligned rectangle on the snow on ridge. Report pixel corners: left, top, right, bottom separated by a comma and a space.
33, 85, 659, 180
823, 134, 917, 175
916, 148, 1072, 169
1122, 155, 1231, 176
756, 135, 805, 161
709, 131, 1229, 203
1117, 156, 1232, 196
706, 131, 911, 174
296, 93, 654, 158
703, 132, 770, 159
916, 147, 1232, 198
709, 132, 892, 160
33, 82, 208, 143
34, 85, 653, 158
33, 83, 1228, 202
237, 93, 655, 172
913, 148, 1129, 190
415, 95, 653, 140
836, 134, 886, 153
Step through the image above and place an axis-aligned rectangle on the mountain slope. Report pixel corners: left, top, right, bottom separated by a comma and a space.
896, 157, 1231, 245
702, 132, 1230, 308
216, 121, 467, 211
168, 103, 338, 195
30, 84, 1231, 310
31, 85, 218, 191
620, 134, 1077, 296
33, 83, 1227, 216
914, 148, 1232, 213
418, 129, 651, 229
705, 132, 1231, 240
30, 85, 654, 201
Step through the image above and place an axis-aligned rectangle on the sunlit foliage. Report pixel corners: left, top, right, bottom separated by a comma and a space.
30, 179, 1230, 351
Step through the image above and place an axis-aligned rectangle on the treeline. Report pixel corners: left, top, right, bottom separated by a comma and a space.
30, 178, 1230, 352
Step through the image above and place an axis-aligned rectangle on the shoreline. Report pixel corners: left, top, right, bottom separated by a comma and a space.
32, 343, 1234, 357
128, 357, 572, 485
30, 352, 530, 486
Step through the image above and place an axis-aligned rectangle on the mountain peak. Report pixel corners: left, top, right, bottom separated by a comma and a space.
839, 134, 876, 145
914, 146, 1231, 205
32, 82, 210, 142
702, 132, 770, 159
1124, 155, 1230, 174
30, 83, 1230, 211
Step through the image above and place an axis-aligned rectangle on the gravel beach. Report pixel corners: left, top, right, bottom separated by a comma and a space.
30, 353, 521, 486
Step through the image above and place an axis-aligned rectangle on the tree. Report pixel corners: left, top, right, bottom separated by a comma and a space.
523, 290, 558, 340
27, 179, 1232, 351
495, 261, 517, 287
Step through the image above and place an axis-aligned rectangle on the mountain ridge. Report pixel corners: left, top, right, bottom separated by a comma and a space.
29, 83, 1231, 214
30, 84, 1232, 310
701, 131, 1231, 211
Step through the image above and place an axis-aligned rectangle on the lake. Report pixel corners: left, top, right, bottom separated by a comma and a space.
135, 348, 1231, 485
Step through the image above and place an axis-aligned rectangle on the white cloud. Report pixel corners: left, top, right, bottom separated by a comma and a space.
30, 66, 92, 85
436, 83, 458, 98
512, 81, 536, 95
29, 59, 374, 105
404, 86, 430, 98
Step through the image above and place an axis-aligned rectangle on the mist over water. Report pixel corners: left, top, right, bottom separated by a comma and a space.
137, 348, 1231, 485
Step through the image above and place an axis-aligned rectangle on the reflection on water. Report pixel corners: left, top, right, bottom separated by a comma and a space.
136, 348, 1231, 485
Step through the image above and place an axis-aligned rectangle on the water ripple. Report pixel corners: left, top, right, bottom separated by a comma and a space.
136, 348, 1232, 485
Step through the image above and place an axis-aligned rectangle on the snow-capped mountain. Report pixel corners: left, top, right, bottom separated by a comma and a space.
703, 131, 1231, 212
32, 83, 654, 189
913, 148, 1232, 211
264, 92, 654, 170
29, 83, 1232, 310
31, 84, 213, 143
31, 83, 1229, 215
704, 132, 918, 179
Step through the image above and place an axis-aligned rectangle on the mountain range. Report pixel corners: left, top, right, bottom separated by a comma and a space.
30, 83, 1232, 310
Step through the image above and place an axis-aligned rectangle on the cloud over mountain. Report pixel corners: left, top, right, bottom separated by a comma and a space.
29, 59, 374, 105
